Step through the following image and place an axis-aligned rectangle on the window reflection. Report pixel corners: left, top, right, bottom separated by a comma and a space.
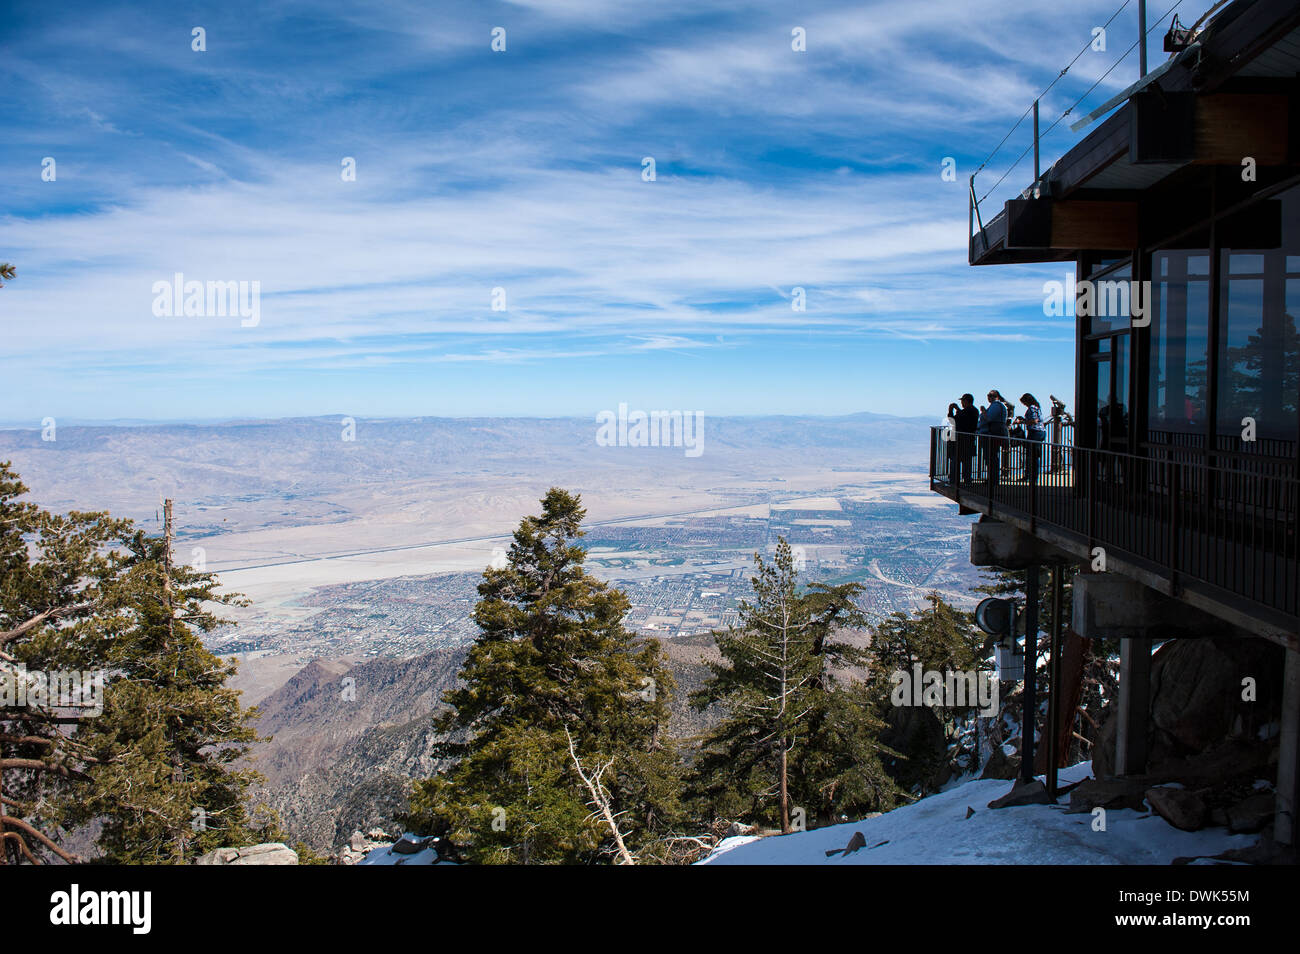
1217, 187, 1300, 444
1150, 245, 1209, 435
1085, 263, 1132, 335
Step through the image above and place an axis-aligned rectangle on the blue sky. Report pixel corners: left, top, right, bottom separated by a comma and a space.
0, 0, 1176, 423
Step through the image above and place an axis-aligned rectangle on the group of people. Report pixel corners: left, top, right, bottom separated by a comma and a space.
945, 391, 1046, 487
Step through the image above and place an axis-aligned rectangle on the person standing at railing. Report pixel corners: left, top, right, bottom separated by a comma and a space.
1016, 393, 1046, 482
978, 389, 1010, 487
946, 393, 979, 486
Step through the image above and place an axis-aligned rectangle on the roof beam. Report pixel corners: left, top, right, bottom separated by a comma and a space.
1004, 198, 1138, 251
1131, 90, 1289, 164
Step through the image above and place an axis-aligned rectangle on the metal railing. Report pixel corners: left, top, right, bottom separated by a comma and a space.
929, 426, 1300, 623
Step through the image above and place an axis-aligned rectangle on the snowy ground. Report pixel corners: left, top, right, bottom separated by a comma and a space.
356, 839, 443, 865
700, 762, 1258, 865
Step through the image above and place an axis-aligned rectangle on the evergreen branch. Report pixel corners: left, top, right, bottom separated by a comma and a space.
0, 601, 96, 646
0, 815, 80, 863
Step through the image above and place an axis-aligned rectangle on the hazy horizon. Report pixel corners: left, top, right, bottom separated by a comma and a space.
0, 406, 937, 429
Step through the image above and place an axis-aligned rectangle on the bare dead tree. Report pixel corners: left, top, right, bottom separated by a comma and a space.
563, 725, 634, 866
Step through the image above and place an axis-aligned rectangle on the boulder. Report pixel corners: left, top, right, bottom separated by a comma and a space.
1092, 713, 1118, 779
196, 842, 299, 865
196, 847, 241, 865
1152, 738, 1274, 786
1226, 792, 1275, 834
338, 828, 396, 864
1149, 637, 1280, 755
1145, 786, 1208, 831
1066, 777, 1152, 814
1094, 636, 1284, 777
987, 778, 1053, 810
980, 744, 1020, 781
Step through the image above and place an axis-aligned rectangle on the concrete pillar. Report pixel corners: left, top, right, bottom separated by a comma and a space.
970, 517, 1066, 568
1021, 565, 1040, 783
1115, 636, 1152, 776
1276, 648, 1300, 846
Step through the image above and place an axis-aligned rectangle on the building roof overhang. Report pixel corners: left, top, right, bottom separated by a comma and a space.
971, 0, 1300, 266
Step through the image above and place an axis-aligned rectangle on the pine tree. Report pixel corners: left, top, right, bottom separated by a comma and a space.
57, 501, 270, 864
690, 539, 900, 832
407, 488, 679, 864
0, 461, 128, 863
868, 592, 987, 696
866, 592, 990, 792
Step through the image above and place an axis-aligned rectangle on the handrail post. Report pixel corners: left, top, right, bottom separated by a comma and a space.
969, 175, 986, 257
930, 427, 938, 491
1087, 448, 1097, 546
1138, 0, 1148, 78
1029, 439, 1038, 528
968, 175, 974, 251
1169, 461, 1181, 585
1033, 99, 1041, 190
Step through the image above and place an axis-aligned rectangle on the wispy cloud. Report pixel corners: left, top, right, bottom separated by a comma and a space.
0, 0, 1140, 420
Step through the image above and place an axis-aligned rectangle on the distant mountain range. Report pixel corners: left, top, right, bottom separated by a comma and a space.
0, 413, 933, 533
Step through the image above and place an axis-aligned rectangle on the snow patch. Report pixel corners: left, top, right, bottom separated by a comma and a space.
699, 762, 1255, 865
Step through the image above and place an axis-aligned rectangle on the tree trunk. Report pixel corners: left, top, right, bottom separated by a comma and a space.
163, 500, 186, 866
565, 726, 634, 865
779, 741, 790, 834
1034, 628, 1091, 773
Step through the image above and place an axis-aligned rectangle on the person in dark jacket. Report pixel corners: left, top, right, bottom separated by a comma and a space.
977, 389, 1009, 486
946, 393, 979, 485
1016, 393, 1046, 481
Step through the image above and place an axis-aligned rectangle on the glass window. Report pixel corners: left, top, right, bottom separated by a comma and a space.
1217, 185, 1300, 444
1084, 264, 1132, 335
1113, 336, 1130, 446
1088, 256, 1125, 277
1095, 358, 1111, 446
1149, 245, 1210, 434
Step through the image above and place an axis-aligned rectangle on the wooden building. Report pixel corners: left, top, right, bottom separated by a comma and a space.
929, 0, 1300, 848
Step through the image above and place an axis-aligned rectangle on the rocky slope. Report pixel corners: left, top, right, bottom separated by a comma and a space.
248, 636, 719, 852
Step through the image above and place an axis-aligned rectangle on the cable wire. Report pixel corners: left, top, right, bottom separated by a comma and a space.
976, 0, 1187, 205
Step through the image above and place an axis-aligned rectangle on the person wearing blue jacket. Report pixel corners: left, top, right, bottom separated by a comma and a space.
977, 389, 1010, 486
